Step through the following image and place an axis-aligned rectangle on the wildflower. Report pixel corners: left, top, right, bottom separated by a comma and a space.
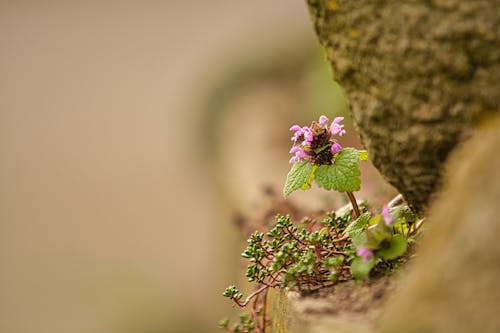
290, 125, 303, 142
302, 127, 313, 145
330, 117, 346, 136
288, 115, 347, 165
381, 206, 393, 226
318, 115, 328, 126
330, 142, 342, 155
290, 125, 313, 145
289, 146, 307, 163
356, 247, 374, 264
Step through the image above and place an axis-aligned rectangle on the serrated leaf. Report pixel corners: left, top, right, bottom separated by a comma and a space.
350, 257, 375, 279
378, 234, 407, 260
351, 233, 367, 248
391, 205, 419, 225
343, 212, 371, 239
283, 162, 313, 197
314, 164, 335, 190
314, 148, 361, 192
358, 150, 368, 161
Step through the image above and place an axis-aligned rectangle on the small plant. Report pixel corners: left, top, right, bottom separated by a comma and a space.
284, 115, 367, 217
220, 115, 422, 332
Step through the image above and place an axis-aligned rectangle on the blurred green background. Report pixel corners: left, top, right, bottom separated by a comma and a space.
0, 2, 393, 332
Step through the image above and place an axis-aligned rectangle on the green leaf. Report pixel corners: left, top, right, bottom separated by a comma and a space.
378, 234, 407, 260
351, 232, 367, 248
314, 148, 361, 192
218, 318, 230, 329
364, 216, 393, 248
391, 205, 419, 225
358, 150, 368, 161
350, 257, 375, 279
283, 162, 313, 197
343, 212, 371, 239
314, 164, 335, 190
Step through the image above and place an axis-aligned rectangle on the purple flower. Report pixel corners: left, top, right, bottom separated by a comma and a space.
330, 117, 346, 136
318, 115, 328, 126
290, 125, 302, 142
289, 146, 308, 163
381, 206, 393, 226
290, 125, 314, 145
302, 127, 314, 145
330, 142, 342, 155
288, 115, 348, 165
356, 247, 374, 264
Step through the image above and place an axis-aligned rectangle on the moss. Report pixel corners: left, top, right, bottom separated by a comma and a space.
305, 0, 500, 213
266, 288, 291, 333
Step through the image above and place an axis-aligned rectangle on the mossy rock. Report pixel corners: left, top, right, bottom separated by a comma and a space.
267, 277, 394, 333
306, 0, 500, 213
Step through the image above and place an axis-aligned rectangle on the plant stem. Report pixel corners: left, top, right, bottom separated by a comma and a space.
346, 192, 360, 218
236, 285, 269, 307
387, 194, 404, 208
261, 288, 268, 333
409, 217, 425, 236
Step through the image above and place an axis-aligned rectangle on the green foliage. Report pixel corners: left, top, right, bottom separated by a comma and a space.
358, 150, 368, 161
223, 285, 243, 302
284, 148, 363, 196
343, 212, 371, 239
220, 211, 357, 332
351, 205, 419, 279
222, 114, 421, 332
283, 162, 313, 196
378, 234, 407, 260
350, 257, 376, 279
218, 314, 255, 333
222, 203, 419, 332
322, 148, 361, 192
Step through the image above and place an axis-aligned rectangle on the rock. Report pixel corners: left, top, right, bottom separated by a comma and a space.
306, 0, 500, 213
378, 114, 500, 333
267, 278, 394, 333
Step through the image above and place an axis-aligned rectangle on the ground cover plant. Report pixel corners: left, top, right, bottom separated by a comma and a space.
220, 115, 422, 333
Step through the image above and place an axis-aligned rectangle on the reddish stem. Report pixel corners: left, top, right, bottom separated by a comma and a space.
346, 192, 360, 218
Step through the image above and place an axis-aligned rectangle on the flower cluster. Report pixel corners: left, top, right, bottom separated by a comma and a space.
289, 115, 346, 164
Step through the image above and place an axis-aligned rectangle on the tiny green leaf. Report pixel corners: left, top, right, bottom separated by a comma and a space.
218, 318, 230, 329
283, 162, 313, 196
343, 212, 371, 239
358, 150, 368, 161
314, 148, 361, 192
350, 257, 375, 279
378, 234, 407, 260
327, 272, 337, 281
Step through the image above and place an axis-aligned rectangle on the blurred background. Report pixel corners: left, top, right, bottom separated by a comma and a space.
0, 1, 394, 332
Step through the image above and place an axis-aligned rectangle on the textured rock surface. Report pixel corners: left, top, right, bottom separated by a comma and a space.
378, 114, 500, 333
267, 278, 393, 333
306, 0, 500, 213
